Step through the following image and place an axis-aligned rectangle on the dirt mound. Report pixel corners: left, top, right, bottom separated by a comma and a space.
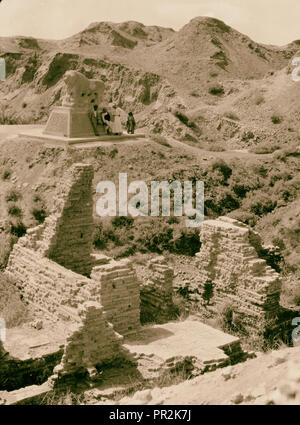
115, 345, 300, 405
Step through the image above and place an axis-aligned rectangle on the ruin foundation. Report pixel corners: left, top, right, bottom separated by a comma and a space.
3, 163, 141, 390
194, 216, 293, 343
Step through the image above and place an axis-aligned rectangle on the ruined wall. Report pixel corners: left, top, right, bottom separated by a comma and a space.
139, 257, 177, 324
19, 163, 94, 277
195, 217, 285, 339
51, 302, 125, 386
4, 163, 141, 385
91, 260, 141, 336
5, 244, 90, 323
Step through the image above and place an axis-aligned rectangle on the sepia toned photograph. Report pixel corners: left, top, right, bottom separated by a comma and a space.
0, 0, 299, 412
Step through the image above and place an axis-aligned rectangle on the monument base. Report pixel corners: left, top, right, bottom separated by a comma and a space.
43, 106, 98, 138
19, 126, 145, 146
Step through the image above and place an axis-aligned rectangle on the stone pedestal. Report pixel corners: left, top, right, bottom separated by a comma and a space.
43, 106, 96, 138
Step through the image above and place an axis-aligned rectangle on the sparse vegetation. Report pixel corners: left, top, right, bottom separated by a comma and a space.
8, 204, 23, 218
151, 135, 171, 147
250, 143, 280, 154
174, 111, 198, 132
10, 221, 27, 237
2, 170, 11, 180
211, 50, 228, 69
5, 188, 22, 203
32, 207, 47, 224
271, 115, 282, 124
209, 84, 224, 96
93, 217, 200, 258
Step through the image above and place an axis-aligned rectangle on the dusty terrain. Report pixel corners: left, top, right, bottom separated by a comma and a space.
114, 344, 300, 405
0, 16, 299, 405
0, 17, 300, 148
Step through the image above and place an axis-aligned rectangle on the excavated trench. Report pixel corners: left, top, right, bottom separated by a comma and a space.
0, 344, 63, 392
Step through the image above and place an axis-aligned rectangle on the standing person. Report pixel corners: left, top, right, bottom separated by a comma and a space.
101, 107, 112, 135
126, 112, 136, 134
111, 105, 123, 135
89, 104, 100, 136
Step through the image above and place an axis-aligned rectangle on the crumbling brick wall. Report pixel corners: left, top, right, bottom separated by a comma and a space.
91, 260, 141, 336
195, 216, 291, 342
139, 257, 177, 324
17, 163, 94, 277
5, 244, 90, 323
4, 163, 141, 383
51, 302, 125, 387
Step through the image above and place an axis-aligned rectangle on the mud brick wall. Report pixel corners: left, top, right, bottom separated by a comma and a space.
140, 257, 177, 324
195, 217, 283, 336
5, 244, 91, 322
52, 302, 124, 384
18, 163, 94, 277
91, 260, 141, 337
3, 162, 141, 385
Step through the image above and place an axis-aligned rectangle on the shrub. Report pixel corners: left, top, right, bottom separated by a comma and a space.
219, 192, 240, 211
109, 148, 118, 159
32, 207, 47, 224
271, 115, 282, 124
211, 159, 232, 182
2, 170, 11, 180
228, 210, 257, 227
152, 135, 171, 147
140, 224, 174, 253
211, 51, 228, 69
206, 18, 231, 34
174, 111, 198, 131
93, 222, 107, 250
202, 280, 214, 305
10, 222, 27, 237
172, 229, 201, 256
246, 194, 277, 217
5, 189, 22, 203
111, 216, 134, 228
232, 184, 250, 198
167, 216, 180, 225
113, 244, 137, 259
8, 205, 23, 217
0, 109, 31, 125
209, 85, 224, 96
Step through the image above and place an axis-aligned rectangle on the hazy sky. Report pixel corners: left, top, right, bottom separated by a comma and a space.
0, 0, 299, 46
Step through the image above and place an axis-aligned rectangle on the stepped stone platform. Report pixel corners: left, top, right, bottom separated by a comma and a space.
18, 126, 145, 146
125, 320, 241, 367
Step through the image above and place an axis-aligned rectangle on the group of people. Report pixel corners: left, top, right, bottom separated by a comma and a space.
89, 104, 136, 136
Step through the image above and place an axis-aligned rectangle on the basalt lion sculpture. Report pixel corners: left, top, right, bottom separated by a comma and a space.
61, 70, 105, 109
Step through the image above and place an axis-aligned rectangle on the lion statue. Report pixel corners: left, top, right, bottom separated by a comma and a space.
61, 70, 105, 109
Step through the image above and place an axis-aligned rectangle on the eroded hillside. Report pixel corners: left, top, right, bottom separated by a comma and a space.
1, 17, 300, 147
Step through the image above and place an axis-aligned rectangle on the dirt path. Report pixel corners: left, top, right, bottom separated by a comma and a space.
168, 137, 274, 162
0, 125, 274, 164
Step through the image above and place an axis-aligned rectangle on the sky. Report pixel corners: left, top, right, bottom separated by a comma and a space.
0, 0, 299, 46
